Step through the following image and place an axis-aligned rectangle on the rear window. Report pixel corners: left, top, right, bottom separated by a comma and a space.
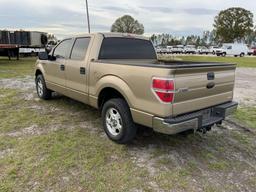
99, 37, 156, 60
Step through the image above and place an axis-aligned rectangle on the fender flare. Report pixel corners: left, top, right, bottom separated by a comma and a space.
95, 75, 136, 108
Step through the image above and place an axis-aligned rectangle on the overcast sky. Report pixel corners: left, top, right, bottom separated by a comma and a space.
0, 0, 255, 38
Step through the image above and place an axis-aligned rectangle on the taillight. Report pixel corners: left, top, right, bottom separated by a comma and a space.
152, 78, 175, 103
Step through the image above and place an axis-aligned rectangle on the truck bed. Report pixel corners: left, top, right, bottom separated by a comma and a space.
96, 59, 236, 69
93, 59, 236, 116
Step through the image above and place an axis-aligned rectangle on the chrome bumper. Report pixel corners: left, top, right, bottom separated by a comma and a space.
153, 102, 238, 135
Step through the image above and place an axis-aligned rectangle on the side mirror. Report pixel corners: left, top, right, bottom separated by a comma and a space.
38, 52, 49, 60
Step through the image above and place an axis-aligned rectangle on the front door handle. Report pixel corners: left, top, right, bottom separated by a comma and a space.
60, 64, 65, 71
80, 67, 86, 75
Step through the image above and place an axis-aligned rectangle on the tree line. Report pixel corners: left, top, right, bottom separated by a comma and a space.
111, 7, 256, 46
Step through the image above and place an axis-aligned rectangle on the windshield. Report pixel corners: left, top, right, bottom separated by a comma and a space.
99, 37, 157, 60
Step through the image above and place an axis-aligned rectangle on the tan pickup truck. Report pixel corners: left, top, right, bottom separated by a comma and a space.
35, 33, 238, 144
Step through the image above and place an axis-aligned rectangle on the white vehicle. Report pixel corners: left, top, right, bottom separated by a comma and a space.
210, 46, 220, 55
166, 46, 173, 54
155, 47, 167, 54
19, 48, 45, 56
155, 47, 162, 54
197, 46, 210, 55
184, 45, 196, 54
172, 45, 184, 54
216, 43, 249, 57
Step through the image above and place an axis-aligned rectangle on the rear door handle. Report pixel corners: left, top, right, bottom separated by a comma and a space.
80, 67, 86, 75
60, 64, 65, 71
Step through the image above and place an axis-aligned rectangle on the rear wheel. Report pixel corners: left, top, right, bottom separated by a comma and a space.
35, 74, 52, 100
102, 98, 137, 144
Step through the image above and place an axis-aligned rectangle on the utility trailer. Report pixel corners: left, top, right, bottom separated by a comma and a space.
0, 30, 47, 59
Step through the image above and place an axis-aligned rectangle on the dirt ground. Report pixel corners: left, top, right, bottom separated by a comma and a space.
234, 68, 256, 106
0, 68, 256, 192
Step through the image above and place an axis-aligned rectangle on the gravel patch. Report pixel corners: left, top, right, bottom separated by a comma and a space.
0, 148, 14, 159
234, 68, 256, 107
0, 76, 34, 90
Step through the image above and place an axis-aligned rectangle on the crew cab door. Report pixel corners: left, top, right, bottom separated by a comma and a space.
64, 36, 93, 103
44, 39, 74, 88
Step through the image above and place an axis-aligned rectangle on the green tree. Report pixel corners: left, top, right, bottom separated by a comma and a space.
111, 15, 144, 35
213, 7, 254, 43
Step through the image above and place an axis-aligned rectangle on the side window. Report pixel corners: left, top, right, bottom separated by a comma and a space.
70, 37, 91, 60
53, 39, 74, 59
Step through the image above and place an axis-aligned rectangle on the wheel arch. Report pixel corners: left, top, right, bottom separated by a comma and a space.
35, 65, 46, 79
98, 87, 126, 111
95, 76, 136, 111
35, 69, 43, 77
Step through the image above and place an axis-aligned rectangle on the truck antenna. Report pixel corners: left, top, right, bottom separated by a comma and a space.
85, 0, 91, 33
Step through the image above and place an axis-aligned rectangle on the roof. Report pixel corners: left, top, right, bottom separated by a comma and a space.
72, 32, 149, 40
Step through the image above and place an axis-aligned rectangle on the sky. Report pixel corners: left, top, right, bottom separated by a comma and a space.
0, 0, 255, 38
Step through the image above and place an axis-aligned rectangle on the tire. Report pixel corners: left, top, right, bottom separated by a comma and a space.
35, 74, 52, 100
102, 98, 137, 144
222, 52, 226, 57
212, 51, 215, 55
240, 53, 245, 57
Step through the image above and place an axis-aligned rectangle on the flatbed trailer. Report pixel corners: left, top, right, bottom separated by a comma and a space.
0, 44, 20, 60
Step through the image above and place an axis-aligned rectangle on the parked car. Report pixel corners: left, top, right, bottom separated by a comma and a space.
197, 46, 210, 55
156, 47, 168, 54
172, 45, 184, 54
166, 46, 173, 54
184, 45, 196, 54
248, 47, 256, 56
35, 33, 238, 144
216, 43, 248, 57
155, 47, 162, 54
210, 46, 220, 55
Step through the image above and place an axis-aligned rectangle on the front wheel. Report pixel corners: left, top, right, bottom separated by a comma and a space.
35, 74, 52, 100
102, 98, 137, 144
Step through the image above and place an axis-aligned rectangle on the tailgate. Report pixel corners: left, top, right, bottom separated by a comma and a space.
173, 64, 236, 116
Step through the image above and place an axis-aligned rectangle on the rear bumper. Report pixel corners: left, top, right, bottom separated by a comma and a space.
153, 101, 238, 135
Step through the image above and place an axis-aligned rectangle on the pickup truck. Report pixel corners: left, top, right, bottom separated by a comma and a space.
35, 33, 238, 144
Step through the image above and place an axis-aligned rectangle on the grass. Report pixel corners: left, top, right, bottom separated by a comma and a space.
0, 57, 36, 78
159, 55, 256, 68
0, 88, 149, 192
0, 130, 148, 192
235, 107, 256, 129
1, 57, 256, 191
